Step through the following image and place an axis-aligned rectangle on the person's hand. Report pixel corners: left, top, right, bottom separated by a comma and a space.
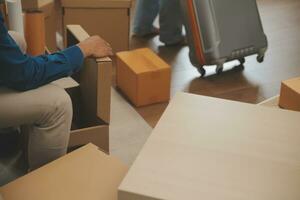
77, 35, 113, 58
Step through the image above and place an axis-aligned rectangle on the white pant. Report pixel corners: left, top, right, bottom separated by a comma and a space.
0, 31, 72, 169
0, 84, 72, 169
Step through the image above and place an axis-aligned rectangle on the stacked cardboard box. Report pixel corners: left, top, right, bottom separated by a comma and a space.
21, 0, 58, 51
61, 0, 132, 53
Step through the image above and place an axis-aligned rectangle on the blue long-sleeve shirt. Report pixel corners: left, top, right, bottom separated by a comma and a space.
0, 11, 84, 91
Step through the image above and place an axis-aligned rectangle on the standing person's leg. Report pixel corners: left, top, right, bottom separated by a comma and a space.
0, 84, 73, 169
133, 0, 160, 36
159, 0, 184, 45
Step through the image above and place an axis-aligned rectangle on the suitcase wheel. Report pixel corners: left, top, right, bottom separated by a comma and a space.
239, 58, 246, 65
216, 64, 224, 75
198, 67, 206, 77
257, 55, 264, 63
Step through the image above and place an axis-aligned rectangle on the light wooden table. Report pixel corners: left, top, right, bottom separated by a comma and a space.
119, 93, 300, 200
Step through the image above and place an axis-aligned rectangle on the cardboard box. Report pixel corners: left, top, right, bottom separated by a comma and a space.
279, 77, 300, 112
21, 0, 53, 9
65, 25, 112, 153
61, 0, 131, 53
119, 93, 300, 199
0, 3, 8, 26
116, 48, 171, 107
21, 0, 58, 52
0, 144, 128, 200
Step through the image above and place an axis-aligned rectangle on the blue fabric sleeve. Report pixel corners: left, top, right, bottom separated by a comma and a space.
0, 11, 84, 91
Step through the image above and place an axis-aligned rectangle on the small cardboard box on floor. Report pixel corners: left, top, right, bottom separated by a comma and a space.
279, 77, 300, 112
116, 48, 171, 107
61, 0, 132, 53
0, 144, 128, 200
21, 0, 59, 52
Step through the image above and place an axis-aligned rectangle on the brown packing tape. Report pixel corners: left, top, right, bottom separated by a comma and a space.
24, 11, 46, 56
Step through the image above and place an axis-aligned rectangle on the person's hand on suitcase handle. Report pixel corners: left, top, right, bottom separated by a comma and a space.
77, 35, 113, 58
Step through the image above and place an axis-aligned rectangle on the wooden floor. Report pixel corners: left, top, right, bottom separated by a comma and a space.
123, 0, 300, 127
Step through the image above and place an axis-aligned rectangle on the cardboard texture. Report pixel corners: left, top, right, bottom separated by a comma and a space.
0, 144, 128, 200
21, 0, 53, 9
0, 2, 8, 26
116, 48, 171, 107
279, 77, 300, 112
21, 0, 58, 51
119, 93, 300, 200
24, 11, 46, 56
66, 25, 112, 152
62, 0, 131, 53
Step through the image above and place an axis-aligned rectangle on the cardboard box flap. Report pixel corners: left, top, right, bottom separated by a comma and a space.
61, 0, 132, 8
0, 144, 128, 200
66, 25, 112, 64
117, 48, 170, 74
51, 77, 79, 89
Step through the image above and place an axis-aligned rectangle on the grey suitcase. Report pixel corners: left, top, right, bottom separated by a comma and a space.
180, 0, 268, 76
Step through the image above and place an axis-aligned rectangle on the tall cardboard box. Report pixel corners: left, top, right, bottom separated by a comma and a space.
62, 0, 132, 53
0, 144, 128, 200
66, 25, 112, 153
116, 48, 171, 107
21, 0, 59, 52
279, 77, 300, 112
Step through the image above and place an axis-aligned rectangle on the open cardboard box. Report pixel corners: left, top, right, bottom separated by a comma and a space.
0, 143, 128, 200
63, 25, 112, 153
61, 0, 132, 53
